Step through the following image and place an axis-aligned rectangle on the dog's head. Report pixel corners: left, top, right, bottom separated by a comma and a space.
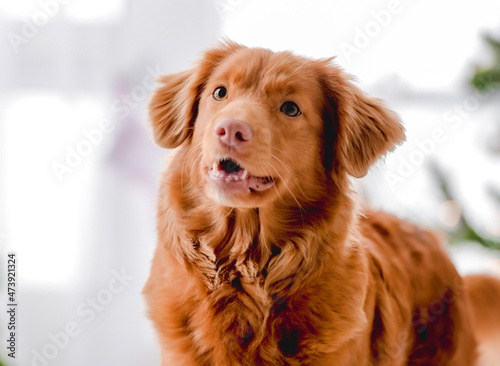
150, 41, 404, 208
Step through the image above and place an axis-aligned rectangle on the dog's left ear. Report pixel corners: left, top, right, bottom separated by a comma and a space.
320, 62, 405, 178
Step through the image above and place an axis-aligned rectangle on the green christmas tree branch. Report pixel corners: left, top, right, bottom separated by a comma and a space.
471, 34, 500, 92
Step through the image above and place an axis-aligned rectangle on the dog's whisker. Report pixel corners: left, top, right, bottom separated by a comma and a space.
180, 149, 194, 188
264, 161, 305, 225
268, 171, 287, 207
269, 152, 312, 202
287, 59, 310, 79
181, 142, 203, 188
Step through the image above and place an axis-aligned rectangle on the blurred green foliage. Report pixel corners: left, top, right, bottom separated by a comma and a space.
431, 163, 500, 250
471, 34, 500, 92
429, 30, 500, 250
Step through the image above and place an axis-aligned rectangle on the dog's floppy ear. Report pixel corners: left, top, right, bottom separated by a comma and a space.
320, 62, 405, 178
149, 41, 243, 148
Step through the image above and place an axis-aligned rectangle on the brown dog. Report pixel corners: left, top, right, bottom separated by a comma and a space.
143, 41, 500, 365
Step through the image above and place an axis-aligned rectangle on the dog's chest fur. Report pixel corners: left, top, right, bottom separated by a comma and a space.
171, 204, 369, 365
187, 220, 297, 362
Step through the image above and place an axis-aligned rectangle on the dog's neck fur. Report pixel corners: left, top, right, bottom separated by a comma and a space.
163, 146, 359, 295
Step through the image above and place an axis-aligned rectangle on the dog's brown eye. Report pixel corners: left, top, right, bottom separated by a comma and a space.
213, 86, 228, 101
280, 101, 301, 117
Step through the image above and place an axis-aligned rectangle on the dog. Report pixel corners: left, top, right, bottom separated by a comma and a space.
143, 41, 500, 365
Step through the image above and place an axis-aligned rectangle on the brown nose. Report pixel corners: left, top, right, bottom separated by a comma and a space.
214, 118, 254, 148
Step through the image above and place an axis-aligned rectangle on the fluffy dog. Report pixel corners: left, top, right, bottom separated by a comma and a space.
143, 41, 500, 365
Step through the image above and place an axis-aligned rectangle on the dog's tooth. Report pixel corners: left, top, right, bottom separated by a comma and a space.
212, 162, 218, 172
241, 169, 248, 179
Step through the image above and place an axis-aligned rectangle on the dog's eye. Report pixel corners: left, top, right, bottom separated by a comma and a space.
280, 101, 301, 117
213, 86, 228, 101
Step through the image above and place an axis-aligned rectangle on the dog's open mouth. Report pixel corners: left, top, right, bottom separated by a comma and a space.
207, 158, 275, 192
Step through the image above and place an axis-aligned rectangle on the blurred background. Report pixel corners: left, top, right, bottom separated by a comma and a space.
1, 0, 500, 364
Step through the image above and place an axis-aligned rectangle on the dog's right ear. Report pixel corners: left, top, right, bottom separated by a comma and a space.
149, 41, 243, 149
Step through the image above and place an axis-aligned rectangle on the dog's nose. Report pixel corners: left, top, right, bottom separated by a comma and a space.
214, 118, 254, 148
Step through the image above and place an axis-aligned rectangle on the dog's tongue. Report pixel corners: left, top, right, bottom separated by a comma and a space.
247, 176, 274, 191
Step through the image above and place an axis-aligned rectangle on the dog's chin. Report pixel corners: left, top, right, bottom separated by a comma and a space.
204, 184, 276, 208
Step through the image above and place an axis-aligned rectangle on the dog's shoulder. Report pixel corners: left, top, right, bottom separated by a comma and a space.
359, 209, 476, 364
360, 209, 460, 301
